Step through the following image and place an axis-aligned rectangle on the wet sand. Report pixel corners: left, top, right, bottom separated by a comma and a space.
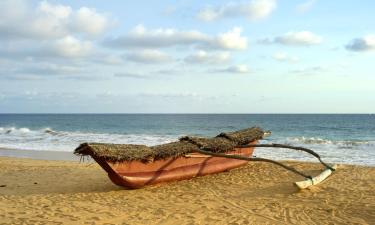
0, 156, 374, 224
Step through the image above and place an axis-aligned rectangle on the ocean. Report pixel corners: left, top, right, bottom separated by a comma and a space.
0, 114, 374, 166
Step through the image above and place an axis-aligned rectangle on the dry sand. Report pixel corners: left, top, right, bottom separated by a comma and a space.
0, 156, 374, 225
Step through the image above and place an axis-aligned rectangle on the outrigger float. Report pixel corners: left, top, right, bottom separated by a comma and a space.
74, 127, 336, 189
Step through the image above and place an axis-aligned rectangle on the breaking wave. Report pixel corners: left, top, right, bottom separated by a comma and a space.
284, 136, 372, 148
1, 127, 374, 166
0, 127, 179, 152
257, 136, 375, 166
0, 127, 31, 134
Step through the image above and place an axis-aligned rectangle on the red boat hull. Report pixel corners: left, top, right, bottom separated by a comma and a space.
92, 141, 257, 189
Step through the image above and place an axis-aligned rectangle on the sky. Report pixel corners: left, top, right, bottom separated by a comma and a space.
0, 0, 374, 113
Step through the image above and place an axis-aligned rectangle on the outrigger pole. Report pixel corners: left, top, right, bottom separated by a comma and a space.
194, 144, 337, 189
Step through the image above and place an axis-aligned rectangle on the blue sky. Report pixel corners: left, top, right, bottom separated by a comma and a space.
0, 0, 374, 113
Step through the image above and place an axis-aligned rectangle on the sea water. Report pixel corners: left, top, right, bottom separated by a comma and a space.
0, 114, 374, 166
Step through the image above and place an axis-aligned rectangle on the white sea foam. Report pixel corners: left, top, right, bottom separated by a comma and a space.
19, 128, 31, 133
256, 137, 375, 166
0, 127, 179, 152
0, 127, 374, 166
285, 136, 370, 146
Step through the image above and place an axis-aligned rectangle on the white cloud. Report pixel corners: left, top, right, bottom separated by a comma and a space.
272, 52, 299, 63
54, 36, 92, 57
0, 0, 112, 78
185, 50, 230, 64
70, 7, 109, 36
0, 1, 68, 39
125, 49, 172, 64
38, 1, 72, 19
105, 25, 248, 50
220, 65, 250, 74
276, 31, 322, 45
260, 31, 322, 46
107, 24, 209, 48
213, 27, 247, 50
197, 0, 276, 21
0, 0, 110, 40
345, 35, 375, 52
0, 60, 89, 80
296, 0, 316, 14
0, 37, 93, 59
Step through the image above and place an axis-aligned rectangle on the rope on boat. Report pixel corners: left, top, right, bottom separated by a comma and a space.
237, 144, 335, 171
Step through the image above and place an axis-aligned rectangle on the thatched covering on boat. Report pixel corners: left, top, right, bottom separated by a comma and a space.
74, 127, 265, 162
217, 127, 264, 145
75, 143, 154, 163
179, 136, 236, 152
151, 141, 199, 160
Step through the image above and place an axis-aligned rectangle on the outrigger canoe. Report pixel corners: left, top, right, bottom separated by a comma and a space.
75, 127, 264, 189
74, 127, 336, 189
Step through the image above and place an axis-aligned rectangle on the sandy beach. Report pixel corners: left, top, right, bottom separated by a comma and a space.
0, 156, 374, 225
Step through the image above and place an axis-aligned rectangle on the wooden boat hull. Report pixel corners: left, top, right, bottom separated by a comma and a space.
92, 141, 257, 189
